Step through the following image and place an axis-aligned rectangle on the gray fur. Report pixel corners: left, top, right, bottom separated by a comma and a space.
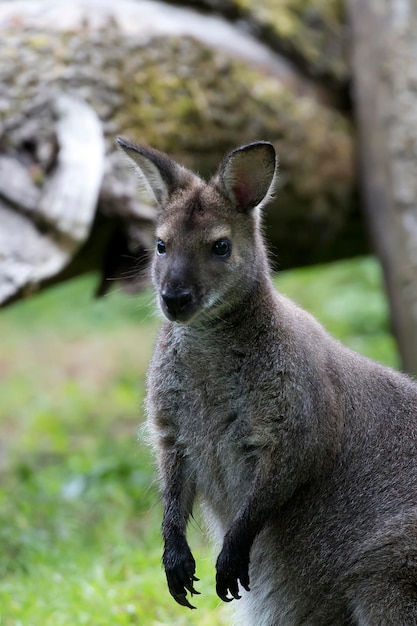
118, 138, 417, 625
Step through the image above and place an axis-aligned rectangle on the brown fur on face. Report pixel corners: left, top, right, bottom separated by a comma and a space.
118, 138, 417, 625
153, 184, 266, 323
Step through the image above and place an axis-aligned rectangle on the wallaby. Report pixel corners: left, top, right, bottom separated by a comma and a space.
118, 137, 417, 626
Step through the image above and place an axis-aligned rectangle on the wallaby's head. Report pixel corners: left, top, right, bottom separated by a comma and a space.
118, 138, 277, 324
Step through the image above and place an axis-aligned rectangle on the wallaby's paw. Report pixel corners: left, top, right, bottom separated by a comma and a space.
163, 538, 200, 609
215, 540, 250, 602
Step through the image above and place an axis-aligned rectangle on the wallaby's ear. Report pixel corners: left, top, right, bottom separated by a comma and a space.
116, 137, 190, 206
216, 141, 277, 213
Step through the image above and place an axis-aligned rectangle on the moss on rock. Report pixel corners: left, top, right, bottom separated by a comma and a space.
194, 0, 348, 84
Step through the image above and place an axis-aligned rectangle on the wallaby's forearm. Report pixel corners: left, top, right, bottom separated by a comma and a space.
159, 448, 198, 609
216, 446, 315, 601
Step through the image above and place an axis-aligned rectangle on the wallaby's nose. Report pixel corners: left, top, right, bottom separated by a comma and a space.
161, 287, 192, 318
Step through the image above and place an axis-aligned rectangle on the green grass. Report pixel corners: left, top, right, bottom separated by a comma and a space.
0, 256, 398, 625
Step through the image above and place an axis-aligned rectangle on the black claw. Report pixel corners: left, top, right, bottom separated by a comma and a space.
173, 593, 197, 610
216, 587, 234, 603
167, 572, 200, 608
216, 574, 242, 603
216, 582, 244, 603
185, 580, 200, 596
240, 572, 250, 592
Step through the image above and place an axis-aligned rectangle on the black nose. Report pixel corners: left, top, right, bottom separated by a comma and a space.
161, 287, 192, 317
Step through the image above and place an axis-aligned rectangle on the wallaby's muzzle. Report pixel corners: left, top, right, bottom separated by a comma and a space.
161, 286, 193, 322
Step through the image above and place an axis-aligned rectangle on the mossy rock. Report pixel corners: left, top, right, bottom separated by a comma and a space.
239, 0, 347, 81
186, 0, 348, 85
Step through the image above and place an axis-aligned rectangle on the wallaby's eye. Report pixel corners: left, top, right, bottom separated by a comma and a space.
156, 239, 166, 255
212, 239, 232, 258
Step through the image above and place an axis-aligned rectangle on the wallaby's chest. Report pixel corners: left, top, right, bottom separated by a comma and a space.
149, 330, 263, 516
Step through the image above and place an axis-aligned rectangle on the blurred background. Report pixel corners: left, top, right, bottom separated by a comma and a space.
0, 0, 415, 623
